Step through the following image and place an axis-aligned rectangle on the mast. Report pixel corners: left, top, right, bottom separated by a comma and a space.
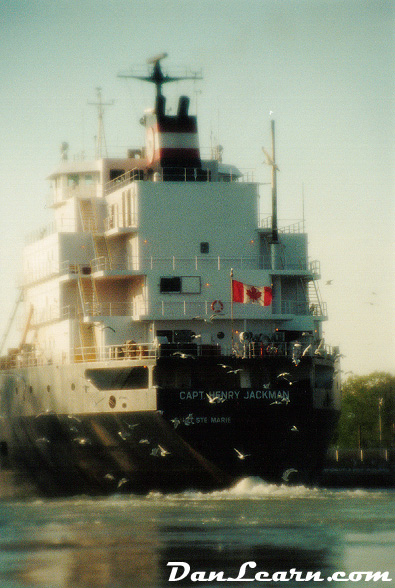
270, 119, 279, 244
118, 53, 202, 103
262, 120, 279, 244
88, 87, 114, 159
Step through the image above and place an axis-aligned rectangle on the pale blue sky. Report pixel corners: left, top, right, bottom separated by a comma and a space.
0, 0, 393, 375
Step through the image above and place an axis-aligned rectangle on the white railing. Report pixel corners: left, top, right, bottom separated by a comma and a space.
104, 169, 144, 194
47, 184, 100, 208
25, 219, 78, 244
1, 339, 338, 370
20, 255, 322, 290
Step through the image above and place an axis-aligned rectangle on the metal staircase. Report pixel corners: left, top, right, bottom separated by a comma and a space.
79, 198, 98, 232
307, 279, 326, 317
92, 234, 111, 271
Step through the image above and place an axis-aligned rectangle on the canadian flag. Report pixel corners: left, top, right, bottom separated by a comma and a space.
232, 280, 273, 306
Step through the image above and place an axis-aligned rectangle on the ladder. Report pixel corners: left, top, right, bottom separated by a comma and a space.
77, 269, 100, 316
307, 279, 324, 317
0, 289, 23, 355
79, 199, 97, 232
79, 198, 112, 271
92, 234, 112, 271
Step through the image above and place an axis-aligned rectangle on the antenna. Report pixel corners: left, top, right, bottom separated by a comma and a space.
118, 54, 202, 100
88, 87, 114, 159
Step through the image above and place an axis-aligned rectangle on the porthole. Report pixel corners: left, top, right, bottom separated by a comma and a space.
71, 383, 75, 390
122, 403, 127, 409
217, 331, 225, 340
109, 395, 116, 409
47, 385, 51, 392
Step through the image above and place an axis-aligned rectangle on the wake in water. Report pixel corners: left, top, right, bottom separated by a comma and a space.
145, 476, 381, 502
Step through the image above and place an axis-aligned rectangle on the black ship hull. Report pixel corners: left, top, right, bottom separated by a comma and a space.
0, 355, 340, 497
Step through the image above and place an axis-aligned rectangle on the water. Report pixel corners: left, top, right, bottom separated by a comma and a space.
0, 477, 394, 587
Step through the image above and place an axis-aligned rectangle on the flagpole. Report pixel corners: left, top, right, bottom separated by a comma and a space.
230, 268, 234, 353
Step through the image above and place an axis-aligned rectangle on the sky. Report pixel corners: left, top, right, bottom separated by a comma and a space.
0, 0, 393, 377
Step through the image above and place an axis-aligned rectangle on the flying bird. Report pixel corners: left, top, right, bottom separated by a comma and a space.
206, 393, 222, 404
158, 444, 171, 457
117, 477, 128, 489
101, 325, 116, 332
234, 448, 251, 460
172, 352, 195, 359
282, 468, 298, 483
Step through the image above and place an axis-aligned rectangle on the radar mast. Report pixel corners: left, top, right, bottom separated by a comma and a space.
118, 53, 202, 100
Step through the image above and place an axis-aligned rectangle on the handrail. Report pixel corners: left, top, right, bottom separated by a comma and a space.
21, 254, 320, 287
1, 339, 337, 369
258, 215, 304, 234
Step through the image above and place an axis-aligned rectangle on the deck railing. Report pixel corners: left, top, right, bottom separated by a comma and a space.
0, 339, 337, 370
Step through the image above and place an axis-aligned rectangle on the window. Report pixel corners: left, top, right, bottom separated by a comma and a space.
110, 169, 125, 182
160, 277, 181, 293
160, 276, 201, 294
67, 174, 79, 187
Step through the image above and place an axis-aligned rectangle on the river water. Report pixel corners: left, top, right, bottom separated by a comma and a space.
0, 477, 394, 588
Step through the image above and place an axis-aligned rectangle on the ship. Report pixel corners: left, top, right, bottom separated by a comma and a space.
0, 54, 341, 496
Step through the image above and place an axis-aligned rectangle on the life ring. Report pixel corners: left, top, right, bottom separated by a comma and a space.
266, 344, 278, 355
211, 300, 224, 313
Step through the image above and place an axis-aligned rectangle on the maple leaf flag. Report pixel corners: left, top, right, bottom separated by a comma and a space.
232, 280, 273, 306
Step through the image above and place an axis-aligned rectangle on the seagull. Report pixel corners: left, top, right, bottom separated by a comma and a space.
123, 421, 139, 430
281, 397, 291, 405
277, 373, 295, 385
158, 444, 171, 457
282, 468, 298, 483
73, 437, 92, 445
227, 368, 243, 374
36, 437, 51, 446
218, 363, 233, 370
206, 393, 222, 404
325, 280, 333, 285
118, 431, 131, 441
234, 448, 250, 460
117, 477, 128, 489
193, 314, 225, 323
302, 344, 312, 357
172, 352, 195, 359
270, 400, 281, 405
104, 473, 115, 481
171, 417, 181, 429
139, 438, 150, 444
101, 325, 116, 332
262, 147, 279, 171
291, 425, 299, 432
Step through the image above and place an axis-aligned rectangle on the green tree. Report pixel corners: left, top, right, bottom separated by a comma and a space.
335, 372, 395, 449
